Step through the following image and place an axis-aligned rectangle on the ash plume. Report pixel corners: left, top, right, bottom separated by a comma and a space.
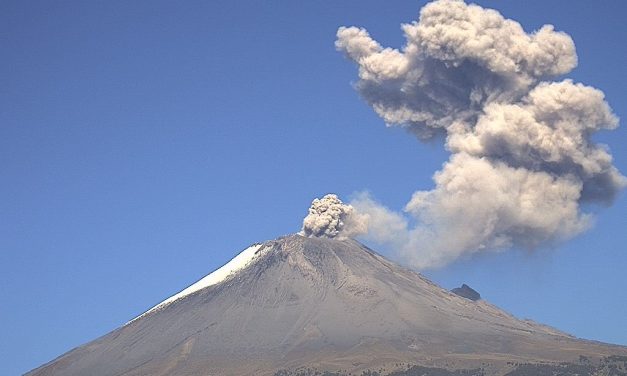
301, 194, 368, 240
333, 0, 625, 269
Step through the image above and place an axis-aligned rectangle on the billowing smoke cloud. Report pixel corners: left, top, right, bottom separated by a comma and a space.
301, 194, 368, 239
333, 0, 626, 269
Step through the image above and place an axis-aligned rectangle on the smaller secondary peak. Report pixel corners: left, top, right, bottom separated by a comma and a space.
451, 283, 481, 301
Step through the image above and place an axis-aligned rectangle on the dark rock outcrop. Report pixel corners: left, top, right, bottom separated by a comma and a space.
451, 284, 481, 301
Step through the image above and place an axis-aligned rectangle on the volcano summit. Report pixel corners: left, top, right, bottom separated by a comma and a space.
27, 234, 627, 376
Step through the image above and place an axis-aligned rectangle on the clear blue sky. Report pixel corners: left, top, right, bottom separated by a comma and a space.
1, 1, 626, 375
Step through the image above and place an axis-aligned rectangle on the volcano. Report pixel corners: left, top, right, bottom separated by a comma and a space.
27, 235, 627, 376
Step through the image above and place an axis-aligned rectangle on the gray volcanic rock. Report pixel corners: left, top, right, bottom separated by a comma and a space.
26, 235, 627, 376
451, 284, 481, 301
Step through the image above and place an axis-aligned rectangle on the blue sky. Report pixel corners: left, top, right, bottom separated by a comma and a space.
1, 1, 626, 375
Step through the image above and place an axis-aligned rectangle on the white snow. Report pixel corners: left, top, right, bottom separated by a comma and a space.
127, 243, 265, 324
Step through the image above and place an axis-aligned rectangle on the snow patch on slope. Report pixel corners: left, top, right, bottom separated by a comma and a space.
127, 243, 265, 324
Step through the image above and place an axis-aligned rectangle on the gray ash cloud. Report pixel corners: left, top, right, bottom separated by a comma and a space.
332, 0, 625, 269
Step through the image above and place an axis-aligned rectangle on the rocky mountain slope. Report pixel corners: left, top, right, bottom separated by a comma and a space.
26, 235, 627, 376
